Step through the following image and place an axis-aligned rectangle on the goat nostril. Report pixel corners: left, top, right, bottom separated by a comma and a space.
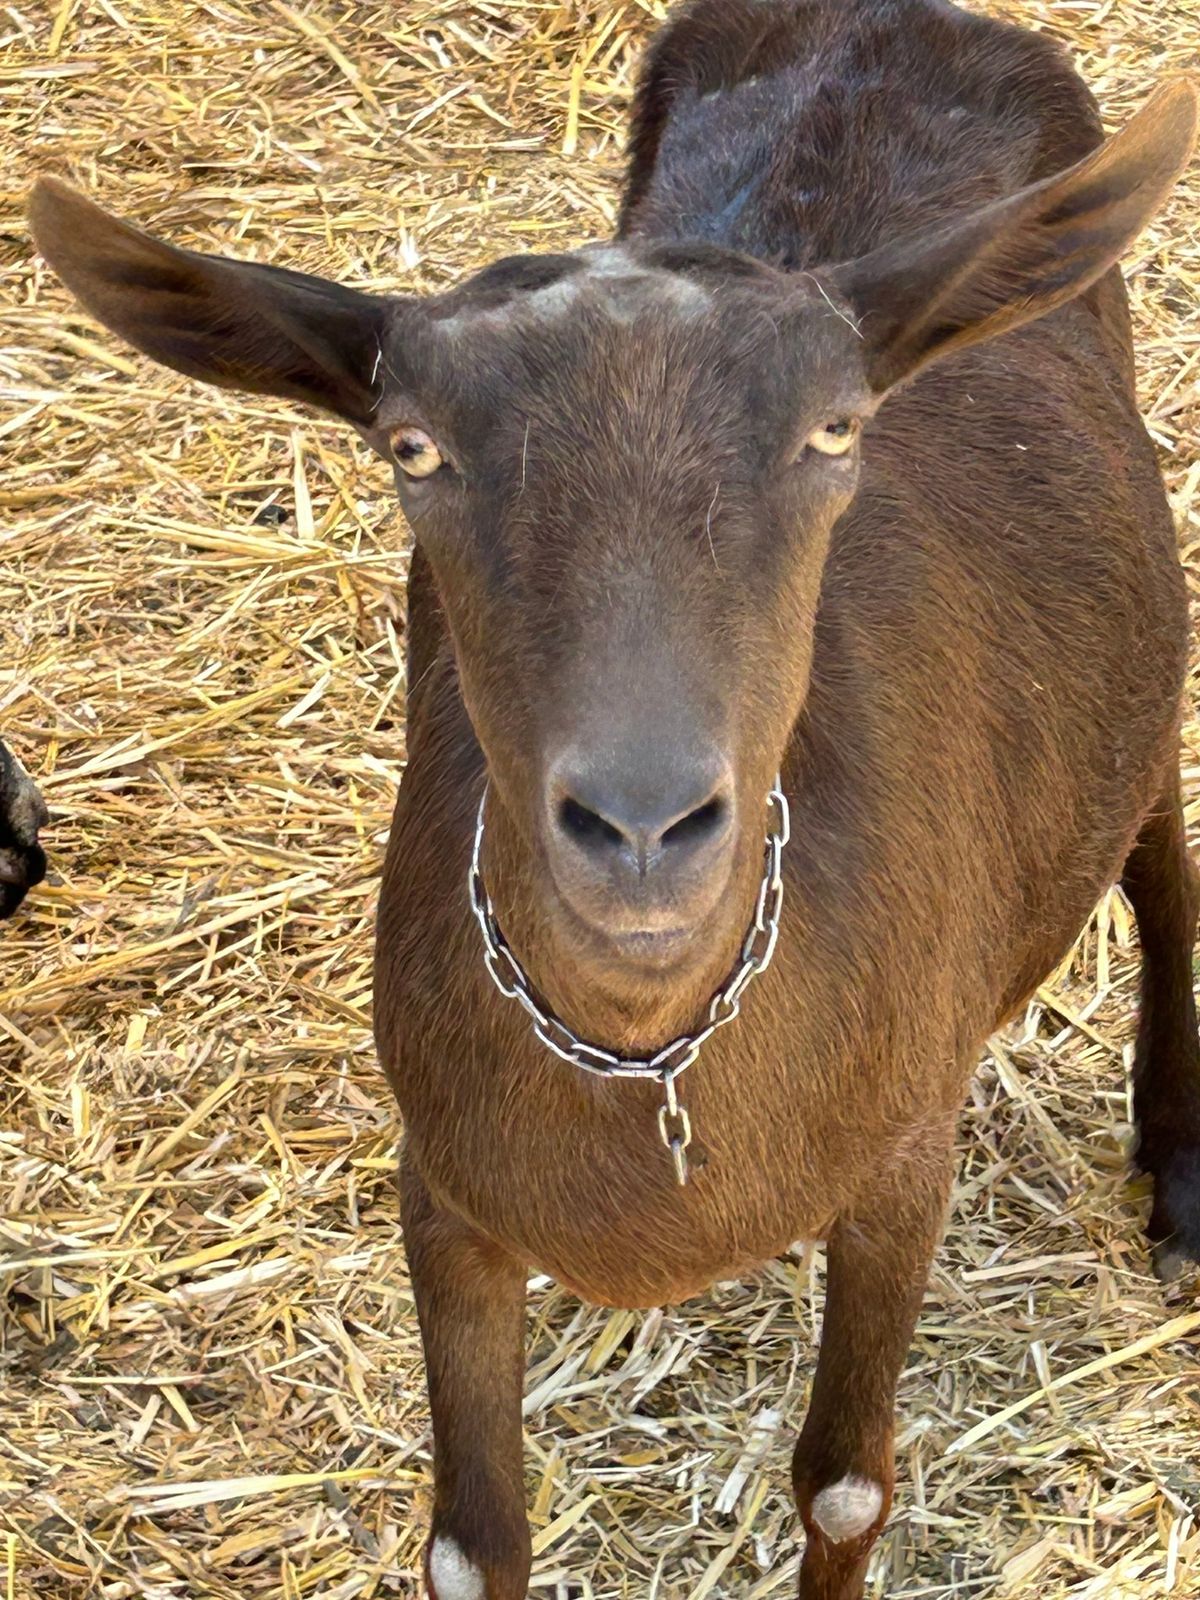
557, 787, 729, 859
661, 794, 726, 849
559, 795, 626, 851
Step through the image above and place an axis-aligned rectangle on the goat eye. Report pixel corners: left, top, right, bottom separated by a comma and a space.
390, 426, 444, 479
806, 418, 861, 457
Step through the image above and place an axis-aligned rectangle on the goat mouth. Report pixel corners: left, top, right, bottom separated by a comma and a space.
578, 920, 697, 968
548, 855, 734, 969
548, 887, 716, 970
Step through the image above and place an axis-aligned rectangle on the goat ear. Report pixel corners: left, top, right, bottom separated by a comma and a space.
823, 80, 1198, 394
29, 177, 390, 424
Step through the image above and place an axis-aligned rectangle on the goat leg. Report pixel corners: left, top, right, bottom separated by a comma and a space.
792, 1124, 954, 1600
400, 1150, 531, 1600
1121, 771, 1200, 1280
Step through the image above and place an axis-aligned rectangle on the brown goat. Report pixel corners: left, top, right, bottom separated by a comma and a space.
29, 0, 1200, 1594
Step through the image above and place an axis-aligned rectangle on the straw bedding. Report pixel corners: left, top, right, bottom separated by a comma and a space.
1, 1, 1198, 1596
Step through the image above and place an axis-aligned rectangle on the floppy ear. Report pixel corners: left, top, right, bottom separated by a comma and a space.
822, 80, 1198, 393
29, 177, 390, 424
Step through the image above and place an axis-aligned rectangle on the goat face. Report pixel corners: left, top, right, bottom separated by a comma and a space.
365, 245, 867, 978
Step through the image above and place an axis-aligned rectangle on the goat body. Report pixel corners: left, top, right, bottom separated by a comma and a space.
28, 2, 1200, 1594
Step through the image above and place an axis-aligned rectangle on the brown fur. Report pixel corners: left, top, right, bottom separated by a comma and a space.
27, 2, 1200, 1595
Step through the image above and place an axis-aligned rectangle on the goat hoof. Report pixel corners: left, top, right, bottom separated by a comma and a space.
1145, 1144, 1200, 1281
0, 745, 48, 919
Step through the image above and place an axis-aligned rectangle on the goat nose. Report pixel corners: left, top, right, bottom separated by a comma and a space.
551, 756, 733, 878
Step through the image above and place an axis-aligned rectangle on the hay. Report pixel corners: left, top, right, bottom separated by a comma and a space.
1, 0, 1198, 1595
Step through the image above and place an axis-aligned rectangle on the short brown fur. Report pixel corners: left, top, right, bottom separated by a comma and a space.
28, 1, 1200, 1594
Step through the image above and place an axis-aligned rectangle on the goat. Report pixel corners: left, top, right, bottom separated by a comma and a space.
29, 1, 1199, 1593
0, 740, 47, 919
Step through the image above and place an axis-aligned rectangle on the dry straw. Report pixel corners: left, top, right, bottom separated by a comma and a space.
1, 1, 1198, 1596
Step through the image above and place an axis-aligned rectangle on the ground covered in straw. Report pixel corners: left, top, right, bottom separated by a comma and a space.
2, 1, 1198, 1596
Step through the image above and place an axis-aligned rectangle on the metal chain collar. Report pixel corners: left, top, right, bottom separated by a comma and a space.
467, 779, 791, 1185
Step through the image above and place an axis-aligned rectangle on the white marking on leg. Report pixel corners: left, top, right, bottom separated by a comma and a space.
428, 1536, 486, 1600
810, 1475, 884, 1542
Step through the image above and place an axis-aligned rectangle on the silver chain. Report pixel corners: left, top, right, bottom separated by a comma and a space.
467, 778, 791, 1185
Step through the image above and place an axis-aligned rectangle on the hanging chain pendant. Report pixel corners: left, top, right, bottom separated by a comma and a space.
657, 1067, 693, 1185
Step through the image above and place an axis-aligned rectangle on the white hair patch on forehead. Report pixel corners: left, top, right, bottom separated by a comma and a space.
581, 245, 710, 309
434, 247, 711, 338
525, 273, 587, 317
651, 271, 711, 311
584, 267, 710, 325
582, 244, 635, 276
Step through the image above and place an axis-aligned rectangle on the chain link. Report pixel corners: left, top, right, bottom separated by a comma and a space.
468, 778, 790, 1185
